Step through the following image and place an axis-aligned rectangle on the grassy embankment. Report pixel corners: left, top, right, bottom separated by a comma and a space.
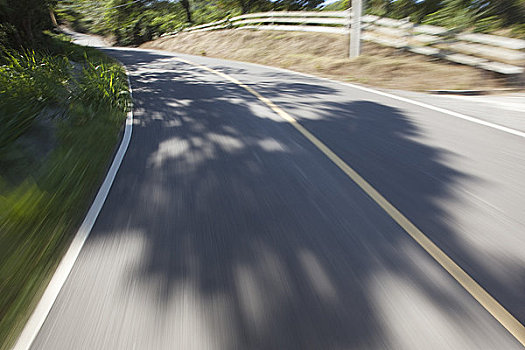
0, 34, 130, 350
141, 30, 508, 91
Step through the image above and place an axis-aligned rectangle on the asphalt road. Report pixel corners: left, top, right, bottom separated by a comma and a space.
29, 37, 525, 349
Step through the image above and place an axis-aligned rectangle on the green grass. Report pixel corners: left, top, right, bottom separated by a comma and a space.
0, 34, 130, 350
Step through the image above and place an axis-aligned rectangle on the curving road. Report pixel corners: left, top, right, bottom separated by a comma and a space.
27, 35, 525, 349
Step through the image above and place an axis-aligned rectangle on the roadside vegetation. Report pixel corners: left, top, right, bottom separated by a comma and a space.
56, 0, 525, 47
325, 0, 525, 38
0, 2, 130, 349
56, 0, 324, 46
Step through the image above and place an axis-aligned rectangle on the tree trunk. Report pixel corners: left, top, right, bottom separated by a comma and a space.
21, 17, 34, 43
180, 0, 192, 23
49, 9, 58, 27
239, 0, 248, 14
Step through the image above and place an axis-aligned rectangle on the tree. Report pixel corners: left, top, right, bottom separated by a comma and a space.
388, 0, 418, 19
0, 0, 57, 46
366, 0, 390, 16
423, 0, 474, 29
180, 0, 192, 23
476, 0, 525, 25
226, 0, 271, 14
412, 0, 441, 22
274, 0, 324, 11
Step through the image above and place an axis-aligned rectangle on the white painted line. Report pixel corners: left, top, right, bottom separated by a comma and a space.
444, 95, 525, 112
12, 68, 134, 350
247, 62, 525, 139
337, 83, 525, 139
153, 49, 525, 139
175, 56, 525, 346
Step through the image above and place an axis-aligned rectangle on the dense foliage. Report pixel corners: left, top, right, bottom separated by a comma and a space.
0, 0, 58, 48
0, 33, 130, 350
56, 0, 325, 45
51, 0, 525, 45
0, 3, 131, 349
2, 0, 524, 49
324, 0, 525, 37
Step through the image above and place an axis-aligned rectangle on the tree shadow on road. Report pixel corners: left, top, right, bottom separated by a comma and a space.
85, 49, 524, 349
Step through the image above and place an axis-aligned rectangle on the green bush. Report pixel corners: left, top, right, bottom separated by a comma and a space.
0, 50, 70, 102
423, 0, 474, 30
0, 36, 129, 350
473, 16, 504, 33
0, 50, 69, 152
510, 23, 525, 38
77, 60, 130, 113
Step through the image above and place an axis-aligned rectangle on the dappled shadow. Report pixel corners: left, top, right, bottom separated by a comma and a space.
193, 59, 525, 327
81, 49, 524, 349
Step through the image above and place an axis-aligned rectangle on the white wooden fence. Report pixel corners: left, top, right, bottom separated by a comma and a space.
162, 10, 525, 76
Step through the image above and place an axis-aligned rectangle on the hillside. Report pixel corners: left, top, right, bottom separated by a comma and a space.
140, 29, 507, 91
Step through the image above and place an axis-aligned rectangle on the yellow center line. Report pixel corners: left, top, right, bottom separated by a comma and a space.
175, 57, 525, 347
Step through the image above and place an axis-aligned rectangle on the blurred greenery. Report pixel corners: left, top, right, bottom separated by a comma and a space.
324, 0, 525, 37
55, 0, 325, 46
2, 0, 524, 49
0, 0, 58, 48
0, 33, 129, 350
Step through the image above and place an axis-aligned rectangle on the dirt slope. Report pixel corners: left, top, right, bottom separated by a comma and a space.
140, 29, 507, 91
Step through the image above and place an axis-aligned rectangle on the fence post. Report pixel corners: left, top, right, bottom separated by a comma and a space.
402, 17, 413, 49
349, 0, 363, 58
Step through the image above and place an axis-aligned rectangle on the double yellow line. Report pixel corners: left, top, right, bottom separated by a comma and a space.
175, 57, 525, 347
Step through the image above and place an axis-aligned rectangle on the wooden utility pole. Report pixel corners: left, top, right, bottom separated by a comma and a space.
349, 0, 362, 58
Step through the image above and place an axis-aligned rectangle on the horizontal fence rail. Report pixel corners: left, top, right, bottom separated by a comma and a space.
162, 10, 525, 76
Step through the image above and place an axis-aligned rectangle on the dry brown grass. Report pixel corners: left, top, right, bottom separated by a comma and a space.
140, 29, 508, 91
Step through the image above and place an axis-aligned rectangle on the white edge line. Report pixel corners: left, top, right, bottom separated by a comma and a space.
336, 83, 525, 139
142, 48, 525, 139
229, 59, 525, 139
12, 66, 134, 350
